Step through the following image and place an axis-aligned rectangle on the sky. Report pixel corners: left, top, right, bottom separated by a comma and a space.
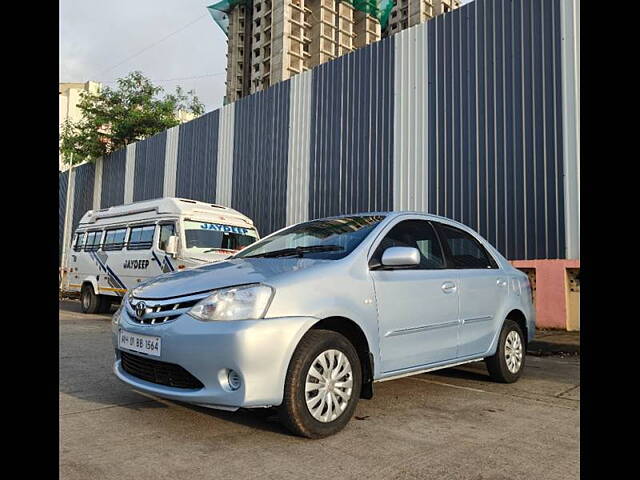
60, 0, 229, 112
60, 0, 474, 113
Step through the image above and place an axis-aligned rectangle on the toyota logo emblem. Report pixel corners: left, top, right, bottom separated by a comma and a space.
135, 301, 148, 320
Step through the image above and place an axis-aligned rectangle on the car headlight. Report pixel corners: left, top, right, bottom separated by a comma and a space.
188, 284, 274, 322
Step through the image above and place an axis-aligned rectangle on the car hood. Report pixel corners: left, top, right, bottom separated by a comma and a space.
131, 257, 328, 299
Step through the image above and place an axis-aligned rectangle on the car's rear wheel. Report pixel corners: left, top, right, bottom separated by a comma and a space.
485, 319, 525, 383
278, 329, 361, 438
80, 284, 102, 314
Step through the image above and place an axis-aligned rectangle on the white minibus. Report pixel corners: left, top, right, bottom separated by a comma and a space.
60, 197, 259, 313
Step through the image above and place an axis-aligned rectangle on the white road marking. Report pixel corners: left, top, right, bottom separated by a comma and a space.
406, 377, 487, 393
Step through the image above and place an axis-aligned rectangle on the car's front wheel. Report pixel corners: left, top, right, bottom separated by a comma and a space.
485, 319, 526, 383
279, 329, 361, 438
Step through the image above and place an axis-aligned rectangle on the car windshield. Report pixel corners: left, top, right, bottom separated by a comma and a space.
183, 220, 259, 255
233, 215, 385, 260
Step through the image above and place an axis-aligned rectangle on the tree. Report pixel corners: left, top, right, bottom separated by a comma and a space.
60, 71, 205, 166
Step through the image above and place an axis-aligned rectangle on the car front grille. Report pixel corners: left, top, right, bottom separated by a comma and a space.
126, 292, 211, 325
119, 351, 204, 389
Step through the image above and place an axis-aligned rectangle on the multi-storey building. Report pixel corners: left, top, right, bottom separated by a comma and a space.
387, 0, 460, 35
59, 81, 103, 171
214, 0, 460, 103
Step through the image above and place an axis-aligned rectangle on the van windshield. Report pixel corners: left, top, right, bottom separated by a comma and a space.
183, 220, 258, 255
233, 215, 385, 260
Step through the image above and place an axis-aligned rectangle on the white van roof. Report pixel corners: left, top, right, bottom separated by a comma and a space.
78, 197, 255, 229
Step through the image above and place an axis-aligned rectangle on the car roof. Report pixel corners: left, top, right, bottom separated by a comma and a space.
317, 211, 471, 229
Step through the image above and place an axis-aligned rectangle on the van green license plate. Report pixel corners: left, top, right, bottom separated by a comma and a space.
118, 329, 161, 357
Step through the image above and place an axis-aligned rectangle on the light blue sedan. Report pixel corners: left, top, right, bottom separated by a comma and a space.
112, 212, 534, 438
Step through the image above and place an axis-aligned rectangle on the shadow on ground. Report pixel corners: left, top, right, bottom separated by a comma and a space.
59, 299, 552, 437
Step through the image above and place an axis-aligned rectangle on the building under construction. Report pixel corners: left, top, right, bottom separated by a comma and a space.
208, 0, 460, 103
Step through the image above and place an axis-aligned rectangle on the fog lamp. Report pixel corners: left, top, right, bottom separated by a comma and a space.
228, 370, 242, 391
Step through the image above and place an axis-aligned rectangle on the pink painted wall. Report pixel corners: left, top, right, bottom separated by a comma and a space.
511, 259, 580, 330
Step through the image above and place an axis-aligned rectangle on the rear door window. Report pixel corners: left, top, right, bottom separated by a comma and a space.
127, 225, 155, 250
103, 228, 128, 251
435, 223, 497, 269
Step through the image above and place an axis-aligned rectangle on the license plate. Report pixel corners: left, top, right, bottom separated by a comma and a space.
118, 329, 161, 357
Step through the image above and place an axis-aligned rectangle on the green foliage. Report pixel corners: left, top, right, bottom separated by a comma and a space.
60, 71, 205, 166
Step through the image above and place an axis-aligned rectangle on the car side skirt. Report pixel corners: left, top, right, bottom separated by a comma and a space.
374, 357, 486, 383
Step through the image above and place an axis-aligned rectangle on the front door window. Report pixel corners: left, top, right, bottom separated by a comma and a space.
158, 223, 176, 251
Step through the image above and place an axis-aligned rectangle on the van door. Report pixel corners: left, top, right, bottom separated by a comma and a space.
100, 227, 130, 293
120, 224, 159, 288
67, 231, 86, 292
370, 219, 460, 373
76, 230, 100, 289
154, 222, 178, 274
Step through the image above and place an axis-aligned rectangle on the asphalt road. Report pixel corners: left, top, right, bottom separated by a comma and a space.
60, 300, 579, 480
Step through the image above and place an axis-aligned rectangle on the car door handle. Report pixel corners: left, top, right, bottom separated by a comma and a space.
497, 278, 508, 287
441, 281, 457, 294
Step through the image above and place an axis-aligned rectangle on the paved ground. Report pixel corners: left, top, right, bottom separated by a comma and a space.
60, 300, 579, 480
528, 330, 580, 356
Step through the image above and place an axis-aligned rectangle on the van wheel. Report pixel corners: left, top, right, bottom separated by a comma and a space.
98, 296, 112, 314
278, 330, 361, 439
485, 319, 526, 383
80, 284, 101, 314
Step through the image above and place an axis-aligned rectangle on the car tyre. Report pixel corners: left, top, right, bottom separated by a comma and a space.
278, 329, 361, 439
80, 284, 101, 314
485, 319, 526, 383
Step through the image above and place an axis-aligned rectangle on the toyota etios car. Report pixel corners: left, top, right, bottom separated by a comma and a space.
113, 212, 534, 438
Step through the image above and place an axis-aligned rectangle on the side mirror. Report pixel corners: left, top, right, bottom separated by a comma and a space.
380, 247, 421, 268
165, 235, 179, 257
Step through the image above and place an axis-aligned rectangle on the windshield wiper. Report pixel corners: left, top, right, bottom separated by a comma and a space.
202, 247, 236, 253
245, 245, 344, 258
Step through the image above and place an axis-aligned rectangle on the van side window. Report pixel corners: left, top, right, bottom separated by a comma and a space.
128, 225, 155, 250
84, 231, 103, 252
158, 223, 176, 251
103, 228, 128, 251
73, 232, 86, 252
435, 223, 497, 269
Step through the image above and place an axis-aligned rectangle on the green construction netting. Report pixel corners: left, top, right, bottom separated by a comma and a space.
207, 1, 249, 36
347, 0, 394, 30
207, 0, 395, 37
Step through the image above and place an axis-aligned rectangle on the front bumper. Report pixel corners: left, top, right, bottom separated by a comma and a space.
112, 309, 318, 409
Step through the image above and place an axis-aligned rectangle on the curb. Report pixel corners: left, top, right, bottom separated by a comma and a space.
527, 340, 580, 356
